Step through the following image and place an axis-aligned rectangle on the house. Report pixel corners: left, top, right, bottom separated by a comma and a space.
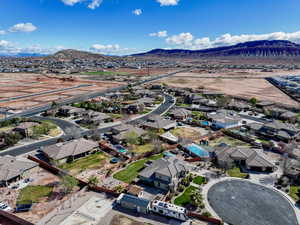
111, 124, 146, 143
259, 121, 300, 142
135, 89, 156, 98
123, 103, 144, 114
184, 94, 209, 105
215, 146, 275, 172
117, 193, 150, 214
264, 106, 287, 118
169, 108, 192, 120
137, 97, 155, 107
0, 156, 38, 187
138, 156, 188, 191
81, 110, 111, 125
13, 122, 39, 137
58, 105, 85, 117
256, 101, 274, 108
284, 158, 300, 180
227, 100, 251, 111
42, 138, 99, 164
143, 115, 177, 131
280, 111, 298, 123
207, 110, 242, 129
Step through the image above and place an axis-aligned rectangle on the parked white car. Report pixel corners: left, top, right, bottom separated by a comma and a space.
0, 202, 12, 212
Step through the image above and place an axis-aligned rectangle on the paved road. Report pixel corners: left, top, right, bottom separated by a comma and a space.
0, 84, 91, 103
0, 93, 175, 157
4, 70, 186, 120
208, 180, 299, 225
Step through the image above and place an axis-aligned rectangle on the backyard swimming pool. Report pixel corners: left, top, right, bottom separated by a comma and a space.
186, 143, 210, 158
114, 145, 127, 153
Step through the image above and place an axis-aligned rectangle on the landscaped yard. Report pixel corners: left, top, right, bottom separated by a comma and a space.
171, 127, 202, 141
227, 167, 248, 178
193, 176, 206, 185
17, 185, 53, 205
174, 185, 198, 206
289, 186, 300, 201
113, 154, 163, 183
132, 143, 154, 154
59, 152, 108, 175
210, 136, 250, 147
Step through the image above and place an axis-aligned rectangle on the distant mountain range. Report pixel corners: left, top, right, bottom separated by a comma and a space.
133, 40, 300, 58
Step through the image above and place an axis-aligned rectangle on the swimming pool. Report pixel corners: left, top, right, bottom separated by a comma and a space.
114, 145, 127, 153
186, 144, 210, 158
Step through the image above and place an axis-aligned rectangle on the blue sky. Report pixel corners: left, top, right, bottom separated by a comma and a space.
1, 0, 300, 55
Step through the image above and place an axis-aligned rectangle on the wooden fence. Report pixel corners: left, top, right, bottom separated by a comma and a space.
0, 210, 34, 225
187, 211, 223, 225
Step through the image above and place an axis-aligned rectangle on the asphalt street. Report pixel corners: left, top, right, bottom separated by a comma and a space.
208, 180, 299, 225
0, 93, 174, 157
4, 69, 187, 120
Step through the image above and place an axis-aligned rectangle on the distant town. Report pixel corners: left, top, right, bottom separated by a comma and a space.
0, 42, 300, 225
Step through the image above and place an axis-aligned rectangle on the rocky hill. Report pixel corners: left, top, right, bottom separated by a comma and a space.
50, 49, 115, 61
133, 40, 300, 58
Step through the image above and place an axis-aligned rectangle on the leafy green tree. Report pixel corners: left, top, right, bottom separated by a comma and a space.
125, 130, 139, 146
60, 175, 78, 194
87, 175, 99, 187
249, 97, 257, 106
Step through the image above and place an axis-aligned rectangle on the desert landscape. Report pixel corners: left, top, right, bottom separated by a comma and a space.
0, 73, 123, 111
156, 69, 300, 106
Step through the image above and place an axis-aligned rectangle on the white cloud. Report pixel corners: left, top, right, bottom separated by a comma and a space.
166, 32, 194, 46
0, 30, 6, 35
149, 30, 168, 38
90, 43, 132, 55
9, 23, 37, 33
88, 0, 103, 9
156, 0, 179, 6
165, 30, 300, 50
0, 40, 65, 55
61, 0, 82, 6
132, 9, 142, 16
61, 0, 102, 9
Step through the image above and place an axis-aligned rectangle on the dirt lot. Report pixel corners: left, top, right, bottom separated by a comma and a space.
106, 68, 178, 77
157, 70, 300, 106
0, 73, 124, 111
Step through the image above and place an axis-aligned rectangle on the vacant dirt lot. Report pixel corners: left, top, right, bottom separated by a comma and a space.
158, 71, 300, 106
0, 73, 124, 111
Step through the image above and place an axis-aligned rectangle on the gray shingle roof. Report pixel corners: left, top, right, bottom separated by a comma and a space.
139, 157, 187, 181
0, 156, 38, 182
42, 138, 98, 160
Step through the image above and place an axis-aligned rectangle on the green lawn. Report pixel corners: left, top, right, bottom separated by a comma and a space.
113, 154, 163, 183
17, 185, 53, 205
132, 143, 154, 154
210, 136, 250, 147
108, 113, 122, 119
174, 185, 198, 206
289, 186, 300, 201
227, 167, 248, 178
192, 176, 206, 185
59, 152, 107, 175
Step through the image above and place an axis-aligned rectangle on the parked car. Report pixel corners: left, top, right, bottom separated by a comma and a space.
0, 203, 12, 212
